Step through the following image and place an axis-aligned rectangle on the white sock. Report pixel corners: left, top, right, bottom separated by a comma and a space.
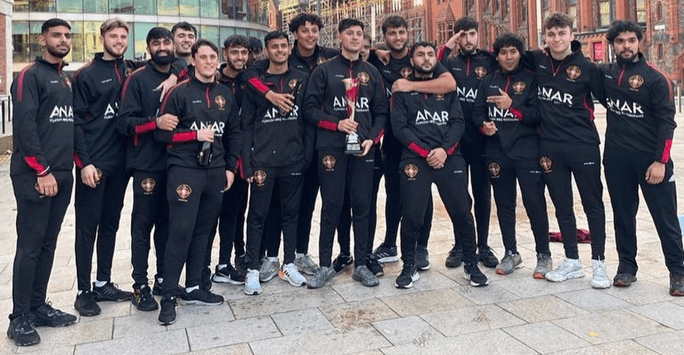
185, 286, 199, 293
77, 290, 84, 296
218, 264, 227, 269
156, 277, 163, 284
94, 280, 107, 287
296, 253, 305, 258
268, 257, 279, 261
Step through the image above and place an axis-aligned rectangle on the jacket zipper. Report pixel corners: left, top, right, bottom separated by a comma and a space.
205, 86, 211, 109
617, 65, 626, 86
114, 62, 122, 84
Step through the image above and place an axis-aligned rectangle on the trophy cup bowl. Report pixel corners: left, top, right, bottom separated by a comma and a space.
342, 78, 362, 155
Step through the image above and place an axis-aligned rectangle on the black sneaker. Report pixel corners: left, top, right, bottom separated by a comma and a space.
372, 243, 400, 263
366, 254, 385, 277
153, 278, 163, 296
670, 272, 684, 296
445, 245, 463, 268
463, 260, 489, 287
181, 288, 224, 306
332, 254, 354, 273
31, 303, 77, 327
7, 314, 40, 346
132, 284, 158, 311
74, 291, 101, 317
478, 245, 499, 268
613, 272, 637, 287
395, 264, 420, 289
158, 295, 177, 325
416, 245, 431, 271
93, 282, 133, 302
212, 264, 246, 285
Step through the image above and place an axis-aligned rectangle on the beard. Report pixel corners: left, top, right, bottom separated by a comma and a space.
152, 50, 174, 65
460, 45, 476, 55
46, 44, 70, 59
388, 41, 407, 53
227, 60, 246, 72
617, 50, 638, 63
414, 62, 436, 75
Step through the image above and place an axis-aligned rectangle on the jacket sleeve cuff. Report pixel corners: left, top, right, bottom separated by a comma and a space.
509, 107, 523, 121
408, 142, 430, 158
317, 120, 338, 132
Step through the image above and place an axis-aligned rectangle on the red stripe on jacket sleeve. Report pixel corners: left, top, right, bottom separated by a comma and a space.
248, 77, 270, 95
24, 156, 46, 175
317, 120, 338, 131
172, 131, 197, 143
74, 153, 84, 169
408, 142, 430, 158
446, 142, 459, 156
661, 139, 673, 163
437, 45, 447, 62
135, 120, 157, 134
509, 107, 523, 121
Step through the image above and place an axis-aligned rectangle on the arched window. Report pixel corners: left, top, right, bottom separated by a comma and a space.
656, 2, 663, 21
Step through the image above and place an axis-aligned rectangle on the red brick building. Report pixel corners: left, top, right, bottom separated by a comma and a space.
1, 0, 12, 95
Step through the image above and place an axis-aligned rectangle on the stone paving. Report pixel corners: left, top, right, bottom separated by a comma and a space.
2, 106, 684, 354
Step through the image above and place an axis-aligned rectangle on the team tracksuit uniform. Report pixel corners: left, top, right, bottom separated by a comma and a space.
472, 67, 549, 256
439, 46, 499, 248
72, 53, 133, 292
156, 74, 241, 294
599, 54, 684, 276
242, 68, 313, 271
390, 82, 474, 266
116, 61, 172, 287
303, 55, 389, 267
526, 41, 606, 260
10, 57, 74, 317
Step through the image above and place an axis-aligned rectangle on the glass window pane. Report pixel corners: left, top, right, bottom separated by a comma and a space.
83, 21, 104, 61
13, 1, 30, 12
30, 22, 43, 61
158, 0, 179, 16
125, 26, 135, 60
110, 0, 135, 14
236, 27, 247, 37
180, 0, 199, 17
200, 0, 219, 18
67, 21, 85, 63
136, 0, 157, 15
12, 22, 31, 63
30, 0, 56, 11
57, 0, 83, 12
84, 0, 108, 12
219, 26, 235, 48
135, 23, 157, 59
200, 25, 220, 48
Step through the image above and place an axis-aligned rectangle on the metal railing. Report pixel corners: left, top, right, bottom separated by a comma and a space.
0, 95, 11, 136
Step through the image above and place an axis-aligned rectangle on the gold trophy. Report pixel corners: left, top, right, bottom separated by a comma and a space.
342, 78, 362, 154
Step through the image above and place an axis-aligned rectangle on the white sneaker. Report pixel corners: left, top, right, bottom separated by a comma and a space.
545, 258, 584, 282
259, 257, 280, 282
244, 269, 262, 295
590, 259, 611, 289
280, 263, 307, 287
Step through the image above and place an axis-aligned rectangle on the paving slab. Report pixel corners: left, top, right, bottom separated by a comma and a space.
168, 303, 236, 330
503, 321, 591, 353
421, 304, 525, 337
186, 316, 280, 351
319, 298, 398, 328
331, 277, 419, 302
380, 329, 536, 355
630, 301, 684, 330
601, 280, 673, 305
555, 288, 631, 312
270, 308, 334, 335
552, 309, 670, 345
228, 287, 343, 319
547, 339, 659, 355
380, 288, 474, 317
178, 343, 253, 355
498, 295, 589, 323
452, 283, 521, 305
371, 315, 445, 346
634, 330, 684, 355
74, 328, 189, 355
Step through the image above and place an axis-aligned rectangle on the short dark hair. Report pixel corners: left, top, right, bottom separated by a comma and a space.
288, 13, 323, 33
410, 41, 437, 56
381, 16, 408, 35
606, 20, 644, 44
223, 35, 250, 50
42, 18, 71, 34
338, 18, 364, 33
544, 12, 573, 31
249, 36, 263, 52
493, 33, 524, 56
191, 39, 219, 58
264, 31, 289, 47
146, 27, 173, 45
454, 17, 478, 33
172, 21, 197, 37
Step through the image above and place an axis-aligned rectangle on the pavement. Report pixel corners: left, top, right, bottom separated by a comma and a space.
2, 106, 684, 354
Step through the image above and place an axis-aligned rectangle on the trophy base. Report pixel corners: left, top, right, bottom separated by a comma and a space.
345, 145, 363, 155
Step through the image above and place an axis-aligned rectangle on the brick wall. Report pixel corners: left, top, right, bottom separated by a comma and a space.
0, 13, 6, 95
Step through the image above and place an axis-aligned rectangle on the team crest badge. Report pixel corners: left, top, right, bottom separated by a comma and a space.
474, 66, 487, 78
628, 75, 644, 90
512, 81, 526, 94
62, 76, 72, 91
540, 157, 553, 173
488, 162, 501, 178
214, 95, 226, 110
435, 94, 445, 101
125, 67, 133, 77
322, 155, 336, 171
317, 56, 328, 65
141, 178, 156, 194
253, 170, 267, 186
176, 184, 192, 202
400, 67, 413, 79
566, 65, 582, 81
288, 79, 299, 90
404, 164, 419, 180
357, 71, 370, 85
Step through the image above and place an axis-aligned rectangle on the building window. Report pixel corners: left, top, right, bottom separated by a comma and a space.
58, 0, 83, 12
636, 0, 646, 23
181, 0, 200, 17
158, 0, 179, 16
521, 0, 526, 21
598, 0, 611, 27
437, 22, 454, 45
656, 2, 663, 21
568, 2, 577, 29
110, 0, 135, 14
134, 22, 156, 60
657, 43, 664, 61
12, 21, 32, 63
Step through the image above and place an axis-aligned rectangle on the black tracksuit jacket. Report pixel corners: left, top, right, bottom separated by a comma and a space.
116, 61, 172, 173
303, 55, 389, 150
155, 74, 241, 171
472, 67, 540, 160
241, 68, 313, 177
217, 64, 246, 106
10, 57, 74, 176
599, 54, 676, 163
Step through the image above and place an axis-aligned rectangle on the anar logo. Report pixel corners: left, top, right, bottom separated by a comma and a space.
141, 178, 156, 194
400, 67, 413, 79
540, 157, 553, 173
435, 94, 445, 101
176, 184, 192, 202
512, 81, 526, 94
322, 155, 336, 171
214, 95, 226, 110
357, 71, 371, 85
488, 162, 501, 178
566, 65, 582, 81
628, 75, 644, 90
254, 170, 267, 186
474, 66, 488, 78
404, 164, 419, 180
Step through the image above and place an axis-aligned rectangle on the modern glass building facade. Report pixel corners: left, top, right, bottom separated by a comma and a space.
12, 0, 270, 71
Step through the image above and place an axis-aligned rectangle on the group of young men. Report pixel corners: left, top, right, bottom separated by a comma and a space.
7, 10, 684, 347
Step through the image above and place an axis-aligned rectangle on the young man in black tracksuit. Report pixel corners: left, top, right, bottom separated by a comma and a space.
242, 31, 313, 295
156, 39, 242, 325
203, 35, 251, 287
8, 18, 78, 347
243, 13, 339, 278
600, 21, 684, 296
304, 18, 389, 288
472, 33, 550, 278
525, 13, 610, 289
392, 42, 488, 289
438, 17, 499, 269
72, 18, 135, 317
116, 27, 176, 311
367, 16, 457, 274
